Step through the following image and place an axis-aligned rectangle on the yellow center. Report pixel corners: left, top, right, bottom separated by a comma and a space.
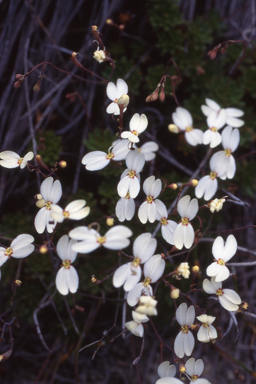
5, 247, 13, 257
132, 130, 138, 136
63, 211, 69, 218
128, 170, 136, 179
146, 195, 153, 203
106, 152, 114, 160
225, 149, 231, 157
97, 236, 106, 244
160, 217, 168, 226
216, 288, 223, 296
181, 217, 189, 226
211, 126, 217, 132
202, 323, 209, 328
132, 257, 141, 267
191, 375, 199, 381
143, 277, 151, 286
217, 259, 225, 265
181, 325, 189, 334
210, 171, 217, 180
125, 192, 130, 199
18, 158, 23, 165
45, 201, 52, 210
62, 260, 71, 269
186, 126, 193, 132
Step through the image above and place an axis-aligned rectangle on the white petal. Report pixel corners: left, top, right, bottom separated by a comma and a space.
116, 78, 128, 97
186, 198, 198, 220
186, 305, 195, 325
176, 303, 187, 325
144, 254, 165, 282
56, 267, 69, 295
222, 235, 237, 262
40, 177, 54, 201
184, 330, 194, 356
226, 116, 244, 128
174, 331, 185, 358
177, 195, 191, 217
107, 82, 117, 100
138, 202, 148, 224
50, 180, 62, 204
133, 233, 157, 263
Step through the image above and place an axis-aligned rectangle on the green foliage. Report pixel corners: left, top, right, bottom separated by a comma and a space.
37, 130, 62, 166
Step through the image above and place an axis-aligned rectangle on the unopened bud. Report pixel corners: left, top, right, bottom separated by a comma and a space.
15, 280, 22, 286
40, 244, 48, 254
190, 179, 198, 187
117, 94, 129, 108
192, 265, 200, 273
208, 49, 218, 60
14, 81, 22, 89
242, 302, 248, 310
170, 288, 180, 299
119, 24, 125, 31
145, 95, 152, 102
106, 19, 113, 25
159, 86, 165, 102
106, 217, 114, 226
168, 124, 179, 133
15, 74, 24, 80
33, 80, 41, 93
92, 25, 98, 32
59, 160, 67, 168
75, 305, 85, 312
220, 45, 228, 54
209, 198, 226, 213
168, 183, 178, 190
179, 364, 186, 373
91, 275, 97, 283
72, 52, 78, 58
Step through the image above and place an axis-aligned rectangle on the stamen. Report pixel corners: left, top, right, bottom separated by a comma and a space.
160, 217, 168, 226
209, 171, 217, 180
62, 260, 71, 269
181, 217, 189, 226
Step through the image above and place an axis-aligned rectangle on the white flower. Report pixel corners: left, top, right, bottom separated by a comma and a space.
156, 200, 178, 245
185, 358, 213, 384
210, 126, 240, 180
0, 234, 34, 267
203, 277, 241, 311
81, 139, 130, 171
51, 200, 90, 223
113, 233, 157, 292
203, 111, 226, 148
106, 78, 129, 115
0, 151, 34, 169
173, 195, 198, 249
93, 49, 106, 63
172, 107, 203, 146
135, 296, 158, 316
115, 192, 135, 222
138, 141, 159, 161
34, 177, 62, 234
209, 198, 226, 213
69, 225, 132, 254
176, 262, 190, 278
156, 378, 211, 384
124, 310, 149, 337
121, 113, 148, 143
195, 152, 228, 201
174, 303, 195, 358
157, 362, 176, 378
127, 254, 165, 306
201, 98, 244, 128
138, 176, 162, 224
55, 235, 79, 295
117, 149, 145, 198
206, 235, 237, 282
197, 314, 217, 343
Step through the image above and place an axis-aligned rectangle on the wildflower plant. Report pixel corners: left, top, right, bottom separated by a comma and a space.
0, 14, 254, 384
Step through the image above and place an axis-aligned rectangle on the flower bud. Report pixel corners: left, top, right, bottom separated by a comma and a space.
167, 183, 178, 190
15, 74, 24, 79
190, 179, 198, 187
93, 49, 106, 63
15, 280, 22, 286
91, 275, 97, 283
179, 364, 186, 373
59, 160, 67, 168
106, 217, 114, 226
242, 302, 248, 310
117, 94, 129, 108
159, 85, 165, 102
192, 265, 199, 273
170, 288, 180, 299
106, 19, 113, 25
14, 81, 22, 89
209, 198, 226, 213
168, 124, 179, 133
40, 244, 48, 254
